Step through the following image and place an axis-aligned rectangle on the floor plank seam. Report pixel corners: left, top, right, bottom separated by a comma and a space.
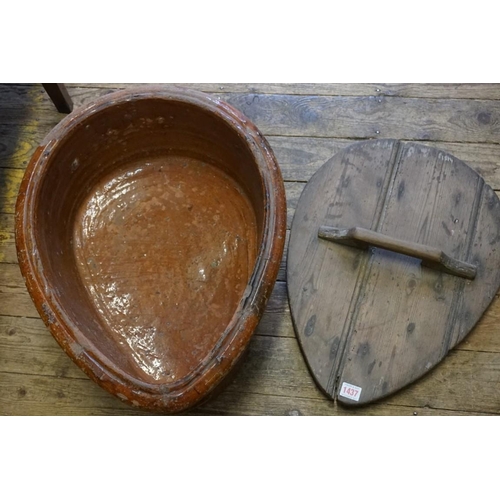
0, 368, 90, 381
384, 401, 500, 416
452, 347, 500, 354
262, 135, 500, 146
0, 313, 40, 320
62, 85, 500, 101
222, 389, 325, 402
0, 285, 29, 291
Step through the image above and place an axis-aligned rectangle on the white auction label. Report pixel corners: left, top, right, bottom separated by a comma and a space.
339, 382, 362, 401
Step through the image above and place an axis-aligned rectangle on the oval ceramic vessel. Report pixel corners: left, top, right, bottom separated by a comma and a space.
16, 86, 286, 413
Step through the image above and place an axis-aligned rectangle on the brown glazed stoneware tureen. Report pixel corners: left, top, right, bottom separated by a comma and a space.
15, 86, 286, 413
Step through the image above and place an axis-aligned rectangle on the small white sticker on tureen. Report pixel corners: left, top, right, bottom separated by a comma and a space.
340, 382, 362, 401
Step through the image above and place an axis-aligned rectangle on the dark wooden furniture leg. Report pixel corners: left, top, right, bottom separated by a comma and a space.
42, 84, 73, 113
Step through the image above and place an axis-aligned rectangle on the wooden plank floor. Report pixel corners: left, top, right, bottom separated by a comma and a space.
1, 83, 500, 416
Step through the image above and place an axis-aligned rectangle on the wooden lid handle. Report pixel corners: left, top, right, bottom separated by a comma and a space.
318, 226, 477, 280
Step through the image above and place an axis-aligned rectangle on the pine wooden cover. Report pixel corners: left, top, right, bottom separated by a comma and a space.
287, 139, 500, 405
